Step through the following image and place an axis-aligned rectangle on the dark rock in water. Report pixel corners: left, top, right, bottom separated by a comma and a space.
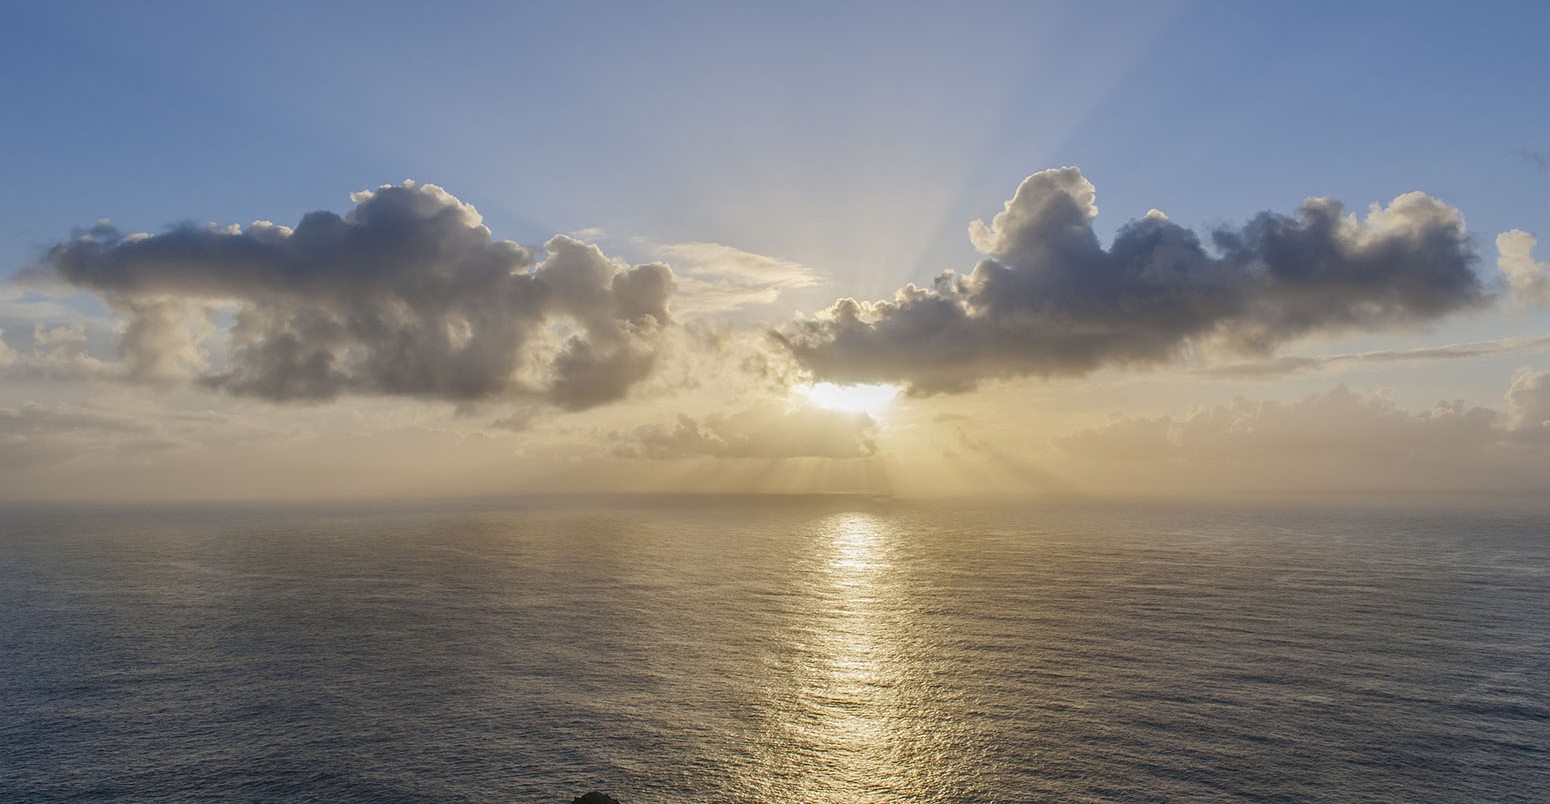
573, 793, 621, 804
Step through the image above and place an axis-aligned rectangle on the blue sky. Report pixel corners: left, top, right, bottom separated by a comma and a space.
8, 1, 1544, 286
3, 1, 1549, 499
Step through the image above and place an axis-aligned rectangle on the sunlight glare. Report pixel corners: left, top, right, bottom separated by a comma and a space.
801, 382, 900, 415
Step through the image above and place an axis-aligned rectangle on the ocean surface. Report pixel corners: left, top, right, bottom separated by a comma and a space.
2, 496, 1547, 802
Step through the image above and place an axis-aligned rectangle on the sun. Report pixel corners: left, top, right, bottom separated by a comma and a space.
800, 382, 900, 416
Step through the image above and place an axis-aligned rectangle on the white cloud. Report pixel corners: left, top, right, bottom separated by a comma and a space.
1506, 368, 1550, 434
1497, 229, 1550, 307
647, 240, 823, 312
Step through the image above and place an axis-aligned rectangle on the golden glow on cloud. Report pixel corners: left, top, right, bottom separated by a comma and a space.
801, 382, 899, 416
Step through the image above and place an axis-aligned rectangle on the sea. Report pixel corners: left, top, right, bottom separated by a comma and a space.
2, 495, 1547, 802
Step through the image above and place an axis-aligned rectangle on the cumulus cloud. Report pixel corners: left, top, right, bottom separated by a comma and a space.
645, 240, 822, 312
37, 182, 675, 409
617, 403, 877, 459
1056, 376, 1550, 463
777, 167, 1488, 393
1497, 229, 1550, 307
0, 286, 95, 327
1506, 369, 1550, 435
0, 323, 118, 382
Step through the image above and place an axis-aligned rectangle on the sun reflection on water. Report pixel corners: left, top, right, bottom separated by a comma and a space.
739, 510, 982, 800
799, 513, 910, 796
831, 513, 884, 577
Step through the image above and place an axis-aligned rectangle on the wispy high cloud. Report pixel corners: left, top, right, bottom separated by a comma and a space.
1193, 335, 1550, 380
777, 167, 1490, 394
0, 402, 167, 469
645, 240, 823, 313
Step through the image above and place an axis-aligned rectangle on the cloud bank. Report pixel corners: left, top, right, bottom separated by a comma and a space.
38, 182, 675, 409
0, 323, 118, 382
1057, 370, 1550, 463
617, 404, 877, 459
777, 167, 1489, 393
0, 400, 273, 470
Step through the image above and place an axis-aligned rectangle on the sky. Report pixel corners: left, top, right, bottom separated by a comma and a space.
2, 0, 1549, 501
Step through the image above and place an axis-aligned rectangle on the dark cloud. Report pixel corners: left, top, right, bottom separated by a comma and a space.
487, 406, 545, 433
776, 167, 1489, 393
1518, 148, 1549, 171
38, 182, 675, 409
617, 404, 877, 460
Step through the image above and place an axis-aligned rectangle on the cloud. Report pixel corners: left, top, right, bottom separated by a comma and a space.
947, 425, 1072, 492
1518, 148, 1549, 171
617, 403, 877, 459
0, 286, 98, 327
36, 182, 675, 409
645, 240, 822, 312
776, 167, 1489, 393
1506, 368, 1550, 435
0, 323, 118, 382
1193, 335, 1550, 380
0, 404, 529, 501
488, 405, 546, 432
568, 226, 608, 241
1497, 229, 1550, 307
1056, 376, 1550, 463
0, 401, 161, 438
0, 401, 185, 468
